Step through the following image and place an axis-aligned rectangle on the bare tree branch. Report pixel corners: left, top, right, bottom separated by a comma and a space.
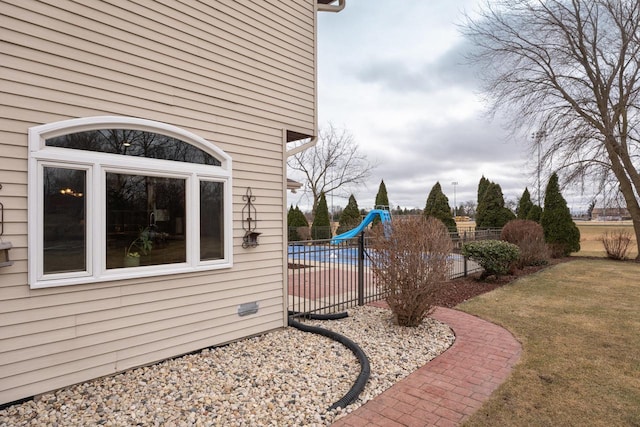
464, 0, 640, 260
287, 123, 376, 214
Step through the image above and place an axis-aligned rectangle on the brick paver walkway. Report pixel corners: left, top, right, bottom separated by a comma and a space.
332, 306, 522, 427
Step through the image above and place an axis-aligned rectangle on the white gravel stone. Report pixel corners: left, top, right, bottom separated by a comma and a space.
0, 306, 453, 426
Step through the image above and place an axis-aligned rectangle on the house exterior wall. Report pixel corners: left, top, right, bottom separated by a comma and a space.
0, 0, 317, 405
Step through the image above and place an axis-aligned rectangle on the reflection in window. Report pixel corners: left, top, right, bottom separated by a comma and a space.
200, 181, 224, 260
46, 129, 221, 166
43, 167, 86, 274
31, 117, 232, 288
106, 173, 186, 269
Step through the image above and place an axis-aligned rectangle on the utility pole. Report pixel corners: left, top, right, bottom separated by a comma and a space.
451, 181, 458, 217
531, 131, 545, 206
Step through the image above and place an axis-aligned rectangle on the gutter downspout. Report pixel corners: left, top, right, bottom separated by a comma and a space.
317, 0, 345, 13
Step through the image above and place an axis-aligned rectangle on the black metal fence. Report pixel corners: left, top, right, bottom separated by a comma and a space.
288, 235, 379, 319
451, 227, 503, 252
287, 227, 502, 318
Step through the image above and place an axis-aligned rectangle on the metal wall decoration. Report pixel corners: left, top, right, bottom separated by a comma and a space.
242, 187, 261, 248
0, 184, 14, 267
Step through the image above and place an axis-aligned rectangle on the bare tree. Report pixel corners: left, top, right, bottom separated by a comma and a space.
463, 200, 477, 218
287, 123, 376, 214
464, 0, 640, 260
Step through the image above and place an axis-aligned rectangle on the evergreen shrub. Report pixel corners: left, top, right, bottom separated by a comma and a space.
311, 193, 332, 240
373, 180, 390, 226
476, 181, 515, 229
462, 240, 520, 279
527, 205, 543, 223
540, 173, 580, 257
287, 205, 309, 242
424, 182, 458, 233
517, 188, 534, 220
336, 195, 361, 235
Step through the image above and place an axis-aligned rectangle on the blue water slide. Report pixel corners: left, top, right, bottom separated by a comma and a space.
331, 209, 391, 244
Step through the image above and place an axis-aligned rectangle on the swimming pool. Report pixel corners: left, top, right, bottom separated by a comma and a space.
287, 245, 367, 266
287, 245, 466, 268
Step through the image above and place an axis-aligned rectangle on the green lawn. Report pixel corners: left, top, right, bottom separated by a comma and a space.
458, 259, 640, 426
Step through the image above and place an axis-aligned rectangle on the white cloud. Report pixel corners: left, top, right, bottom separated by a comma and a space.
289, 0, 577, 213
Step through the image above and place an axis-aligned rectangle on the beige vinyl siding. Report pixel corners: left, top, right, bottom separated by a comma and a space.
1, 2, 314, 121
3, 286, 284, 363
0, 136, 25, 282
0, 0, 316, 405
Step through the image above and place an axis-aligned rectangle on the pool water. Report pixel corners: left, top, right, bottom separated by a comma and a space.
287, 245, 466, 268
287, 245, 366, 266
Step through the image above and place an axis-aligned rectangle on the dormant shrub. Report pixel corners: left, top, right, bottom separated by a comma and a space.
370, 216, 453, 327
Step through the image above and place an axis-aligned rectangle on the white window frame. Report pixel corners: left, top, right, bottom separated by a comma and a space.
28, 116, 233, 289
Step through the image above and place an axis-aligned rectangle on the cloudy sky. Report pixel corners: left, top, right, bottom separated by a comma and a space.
288, 0, 575, 213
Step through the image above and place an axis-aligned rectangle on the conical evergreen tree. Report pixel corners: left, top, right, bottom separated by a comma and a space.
540, 173, 580, 256
297, 206, 309, 227
475, 176, 491, 226
517, 188, 534, 219
476, 181, 515, 229
373, 180, 390, 225
477, 176, 490, 204
287, 204, 295, 225
298, 206, 310, 240
287, 205, 309, 241
527, 204, 543, 223
336, 194, 361, 235
287, 205, 297, 241
311, 192, 332, 239
423, 182, 458, 232
375, 180, 389, 208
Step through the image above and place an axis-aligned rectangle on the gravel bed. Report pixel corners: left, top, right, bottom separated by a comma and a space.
0, 306, 454, 426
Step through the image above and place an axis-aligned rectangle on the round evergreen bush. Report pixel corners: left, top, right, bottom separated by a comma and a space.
462, 240, 520, 279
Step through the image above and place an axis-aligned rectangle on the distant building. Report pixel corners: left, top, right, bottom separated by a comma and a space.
591, 207, 631, 221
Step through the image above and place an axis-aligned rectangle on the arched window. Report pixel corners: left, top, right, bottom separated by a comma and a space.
28, 116, 232, 288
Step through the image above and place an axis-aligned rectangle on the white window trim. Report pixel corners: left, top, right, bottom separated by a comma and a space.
28, 116, 233, 289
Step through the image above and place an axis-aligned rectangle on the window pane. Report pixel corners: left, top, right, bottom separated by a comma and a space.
43, 167, 86, 274
46, 129, 221, 166
200, 181, 224, 260
106, 173, 186, 269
